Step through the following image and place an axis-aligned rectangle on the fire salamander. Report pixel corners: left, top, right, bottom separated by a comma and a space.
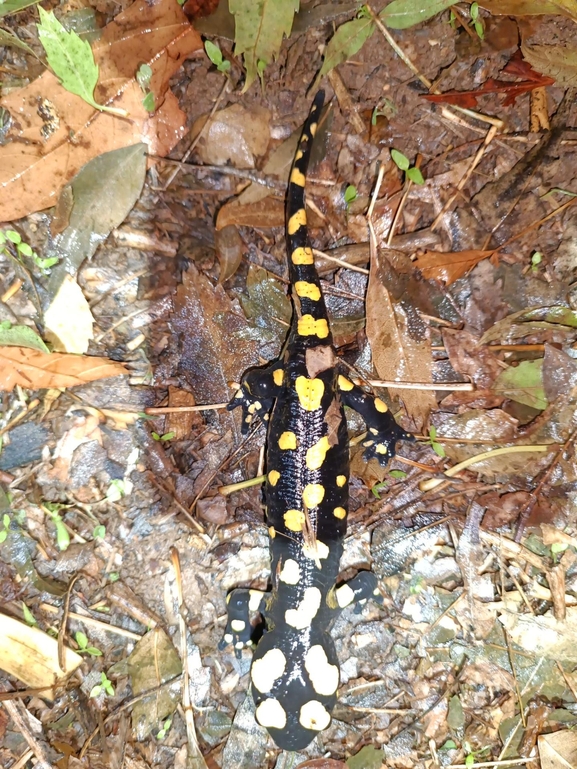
221, 91, 412, 750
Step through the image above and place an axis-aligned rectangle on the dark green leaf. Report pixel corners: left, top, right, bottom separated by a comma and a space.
380, 0, 456, 30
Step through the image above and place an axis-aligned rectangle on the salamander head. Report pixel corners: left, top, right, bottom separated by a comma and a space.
250, 630, 340, 750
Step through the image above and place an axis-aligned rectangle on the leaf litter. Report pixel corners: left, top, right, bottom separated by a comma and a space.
3, 2, 577, 769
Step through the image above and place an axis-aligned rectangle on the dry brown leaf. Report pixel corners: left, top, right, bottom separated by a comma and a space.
539, 730, 577, 769
522, 43, 577, 87
366, 250, 435, 432
479, 0, 577, 16
414, 249, 493, 286
0, 347, 126, 392
216, 197, 285, 230
0, 0, 202, 221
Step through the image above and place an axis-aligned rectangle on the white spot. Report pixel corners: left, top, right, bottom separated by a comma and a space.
285, 587, 322, 629
299, 700, 331, 731
279, 558, 301, 585
255, 698, 287, 729
336, 584, 355, 608
304, 645, 339, 696
231, 619, 245, 632
302, 540, 329, 562
249, 590, 264, 612
251, 648, 287, 693
235, 641, 244, 649
224, 633, 233, 644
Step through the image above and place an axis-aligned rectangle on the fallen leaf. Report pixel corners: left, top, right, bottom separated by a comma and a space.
493, 359, 547, 411
499, 607, 577, 662
381, 0, 456, 29
522, 43, 577, 87
44, 275, 94, 353
192, 103, 271, 168
443, 328, 502, 389
49, 412, 104, 482
0, 0, 202, 220
366, 250, 435, 432
538, 730, 577, 769
317, 16, 374, 83
0, 347, 126, 392
0, 322, 48, 352
423, 71, 554, 108
415, 249, 492, 285
216, 197, 285, 230
479, 0, 577, 17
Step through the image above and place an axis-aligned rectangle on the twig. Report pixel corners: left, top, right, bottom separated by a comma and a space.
370, 379, 473, 391
41, 603, 142, 641
312, 248, 369, 274
145, 403, 228, 415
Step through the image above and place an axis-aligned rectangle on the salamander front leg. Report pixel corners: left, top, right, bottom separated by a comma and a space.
228, 363, 285, 434
335, 572, 383, 613
219, 588, 267, 657
337, 375, 413, 465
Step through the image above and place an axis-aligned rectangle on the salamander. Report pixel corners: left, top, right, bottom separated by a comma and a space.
221, 90, 412, 750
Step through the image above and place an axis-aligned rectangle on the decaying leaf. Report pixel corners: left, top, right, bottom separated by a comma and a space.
230, 0, 298, 92
0, 347, 126, 392
538, 730, 577, 769
493, 359, 547, 411
0, 614, 82, 696
44, 275, 94, 353
366, 249, 435, 431
522, 43, 577, 87
481, 305, 577, 345
499, 606, 577, 662
415, 249, 492, 285
216, 197, 285, 230
192, 103, 271, 168
479, 0, 577, 17
0, 0, 202, 220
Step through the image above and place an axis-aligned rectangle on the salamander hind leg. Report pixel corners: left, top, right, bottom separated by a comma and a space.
335, 571, 384, 613
219, 588, 267, 657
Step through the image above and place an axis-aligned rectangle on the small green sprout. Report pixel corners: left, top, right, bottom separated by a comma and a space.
440, 739, 458, 750
151, 431, 175, 442
157, 717, 173, 740
371, 469, 407, 498
0, 229, 58, 271
390, 149, 424, 185
204, 40, 230, 73
75, 631, 102, 656
136, 63, 155, 112
108, 572, 120, 583
93, 524, 106, 540
43, 503, 70, 551
22, 602, 38, 626
371, 98, 396, 125
531, 251, 542, 273
90, 671, 115, 698
106, 479, 127, 503
344, 184, 357, 209
0, 513, 10, 544
426, 425, 445, 458
470, 2, 484, 40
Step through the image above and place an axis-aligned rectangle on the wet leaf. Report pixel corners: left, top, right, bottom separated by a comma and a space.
522, 44, 577, 87
480, 305, 577, 345
542, 345, 577, 402
538, 730, 577, 769
216, 197, 285, 230
499, 607, 577, 662
46, 144, 147, 296
193, 103, 270, 168
415, 249, 492, 285
0, 322, 48, 352
0, 27, 36, 54
317, 16, 374, 82
493, 360, 547, 411
382, 0, 455, 29
347, 744, 382, 769
0, 0, 202, 220
479, 0, 577, 17
0, 347, 126, 392
0, 0, 40, 18
231, 0, 298, 92
44, 275, 94, 353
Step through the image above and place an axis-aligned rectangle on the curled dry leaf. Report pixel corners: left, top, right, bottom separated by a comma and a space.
0, 0, 202, 220
538, 730, 577, 769
414, 249, 493, 286
0, 347, 126, 392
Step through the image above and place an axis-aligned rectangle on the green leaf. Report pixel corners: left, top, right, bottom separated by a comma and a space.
441, 739, 458, 750
142, 91, 155, 113
317, 16, 374, 82
54, 517, 70, 551
407, 166, 424, 184
161, 431, 175, 441
0, 27, 36, 54
391, 148, 410, 170
432, 440, 445, 458
204, 39, 224, 66
470, 2, 480, 20
380, 0, 456, 30
389, 469, 407, 479
493, 359, 547, 410
37, 8, 124, 116
230, 0, 299, 92
465, 755, 475, 768
344, 184, 357, 204
6, 230, 21, 244
93, 524, 106, 540
89, 684, 102, 698
0, 0, 41, 19
371, 480, 387, 498
136, 63, 153, 89
2, 514, 9, 529
75, 631, 88, 649
0, 323, 49, 352
0, 530, 7, 544
551, 542, 569, 555
347, 744, 383, 769
22, 602, 37, 626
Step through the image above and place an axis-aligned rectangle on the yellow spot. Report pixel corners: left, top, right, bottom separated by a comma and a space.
363, 440, 374, 447
298, 314, 329, 339
255, 698, 287, 729
247, 400, 262, 414
231, 619, 245, 632
375, 444, 388, 454
336, 584, 355, 608
295, 149, 303, 161
285, 586, 322, 629
288, 209, 307, 235
279, 559, 301, 585
251, 648, 287, 693
303, 483, 324, 508
374, 397, 388, 413
309, 122, 317, 137
284, 509, 305, 532
249, 589, 264, 611
336, 475, 346, 487
268, 526, 276, 539
303, 540, 329, 561
295, 376, 324, 411
273, 369, 284, 386
278, 431, 297, 450
294, 281, 321, 301
290, 167, 306, 186
304, 645, 339, 696
370, 427, 378, 435
299, 700, 331, 731
338, 375, 354, 391
268, 470, 280, 487
291, 246, 314, 265
333, 507, 347, 520
305, 436, 330, 471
